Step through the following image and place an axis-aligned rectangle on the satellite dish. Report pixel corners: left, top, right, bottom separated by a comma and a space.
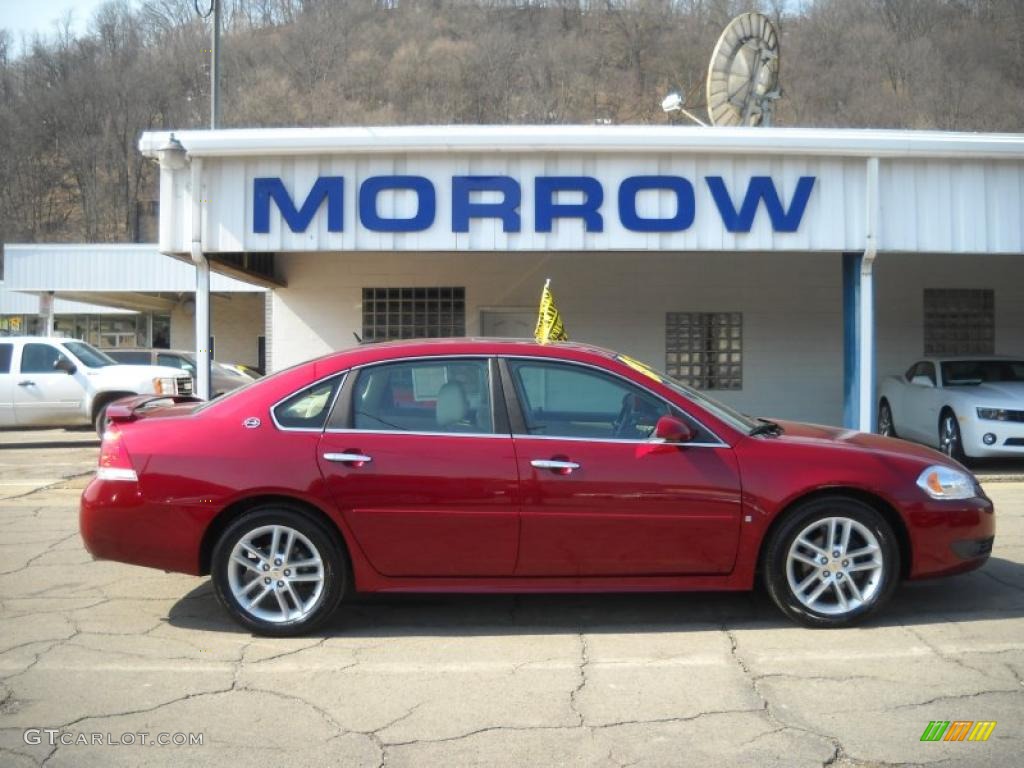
706, 12, 781, 127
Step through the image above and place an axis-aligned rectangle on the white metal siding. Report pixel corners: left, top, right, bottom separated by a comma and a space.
879, 160, 1024, 254
3, 244, 264, 292
180, 153, 865, 254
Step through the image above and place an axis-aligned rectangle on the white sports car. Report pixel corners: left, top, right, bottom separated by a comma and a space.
878, 356, 1024, 462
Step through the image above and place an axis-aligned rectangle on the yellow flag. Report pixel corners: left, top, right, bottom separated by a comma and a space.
534, 279, 568, 344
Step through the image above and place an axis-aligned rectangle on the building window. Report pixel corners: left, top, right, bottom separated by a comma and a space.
665, 312, 743, 390
923, 289, 994, 355
362, 287, 465, 342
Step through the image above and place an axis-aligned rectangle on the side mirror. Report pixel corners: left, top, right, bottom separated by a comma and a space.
53, 357, 77, 375
654, 415, 695, 444
910, 374, 934, 388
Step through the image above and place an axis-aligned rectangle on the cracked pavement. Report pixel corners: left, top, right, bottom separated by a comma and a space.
0, 443, 1022, 767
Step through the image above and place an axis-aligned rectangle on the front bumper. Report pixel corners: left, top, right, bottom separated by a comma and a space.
961, 415, 1024, 458
905, 494, 995, 579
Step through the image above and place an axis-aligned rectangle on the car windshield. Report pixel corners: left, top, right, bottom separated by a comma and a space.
941, 360, 1024, 386
62, 341, 117, 368
614, 354, 759, 434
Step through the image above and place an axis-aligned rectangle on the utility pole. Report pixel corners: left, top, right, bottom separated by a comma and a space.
195, 0, 221, 128
210, 0, 221, 128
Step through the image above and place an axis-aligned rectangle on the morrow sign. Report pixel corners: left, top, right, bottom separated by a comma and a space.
253, 175, 817, 235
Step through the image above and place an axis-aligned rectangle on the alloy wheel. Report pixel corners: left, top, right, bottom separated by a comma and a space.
785, 516, 884, 616
940, 415, 960, 458
227, 524, 326, 624
878, 403, 894, 437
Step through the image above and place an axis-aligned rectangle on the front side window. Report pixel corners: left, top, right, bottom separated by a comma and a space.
352, 359, 493, 434
21, 343, 66, 374
509, 360, 679, 441
0, 343, 12, 373
273, 377, 342, 430
62, 341, 116, 368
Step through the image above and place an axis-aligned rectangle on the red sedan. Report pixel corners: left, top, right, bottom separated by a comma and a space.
80, 339, 994, 635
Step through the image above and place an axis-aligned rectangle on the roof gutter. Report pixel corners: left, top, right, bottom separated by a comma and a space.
138, 126, 1024, 161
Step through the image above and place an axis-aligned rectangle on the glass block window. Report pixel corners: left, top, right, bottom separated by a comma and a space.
923, 289, 994, 355
665, 312, 743, 390
362, 287, 466, 342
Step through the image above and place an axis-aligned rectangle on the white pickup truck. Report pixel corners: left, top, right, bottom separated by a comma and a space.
0, 336, 195, 435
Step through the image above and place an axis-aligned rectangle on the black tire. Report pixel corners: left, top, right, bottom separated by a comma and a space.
939, 409, 969, 464
211, 505, 347, 637
877, 399, 897, 438
94, 402, 112, 438
763, 496, 901, 628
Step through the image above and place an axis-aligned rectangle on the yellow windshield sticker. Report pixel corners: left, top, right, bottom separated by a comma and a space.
617, 355, 663, 384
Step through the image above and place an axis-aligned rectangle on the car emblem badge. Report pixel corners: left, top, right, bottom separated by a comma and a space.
243, 417, 261, 429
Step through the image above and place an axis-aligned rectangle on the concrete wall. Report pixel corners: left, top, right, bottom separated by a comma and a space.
170, 292, 265, 367
270, 251, 845, 425
269, 250, 1024, 428
875, 253, 1024, 380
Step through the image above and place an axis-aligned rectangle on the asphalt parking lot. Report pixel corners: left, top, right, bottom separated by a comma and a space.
0, 439, 1021, 767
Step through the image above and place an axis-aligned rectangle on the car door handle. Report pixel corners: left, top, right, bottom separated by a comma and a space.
17, 380, 34, 386
323, 452, 373, 465
531, 458, 580, 475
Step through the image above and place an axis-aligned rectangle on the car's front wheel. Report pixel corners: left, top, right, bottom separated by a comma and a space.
877, 399, 896, 437
939, 410, 968, 464
211, 506, 347, 636
763, 497, 900, 628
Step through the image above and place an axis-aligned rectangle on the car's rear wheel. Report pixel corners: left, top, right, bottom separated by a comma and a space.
763, 497, 900, 628
939, 410, 968, 464
211, 506, 346, 636
877, 400, 896, 437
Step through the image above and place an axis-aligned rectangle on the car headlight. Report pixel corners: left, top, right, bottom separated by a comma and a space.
152, 376, 176, 395
916, 465, 976, 500
977, 407, 1012, 421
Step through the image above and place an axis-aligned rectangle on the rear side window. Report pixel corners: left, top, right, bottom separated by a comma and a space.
273, 376, 342, 430
0, 343, 12, 373
352, 359, 494, 434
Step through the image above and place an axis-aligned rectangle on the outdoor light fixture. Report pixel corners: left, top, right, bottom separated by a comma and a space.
660, 92, 707, 127
661, 93, 684, 113
157, 134, 188, 171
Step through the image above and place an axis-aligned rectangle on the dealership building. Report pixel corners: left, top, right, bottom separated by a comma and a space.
138, 126, 1024, 429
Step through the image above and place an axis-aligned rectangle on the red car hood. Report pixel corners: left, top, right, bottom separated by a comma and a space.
769, 420, 956, 466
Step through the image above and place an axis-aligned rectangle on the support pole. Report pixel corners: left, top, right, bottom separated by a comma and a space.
858, 157, 880, 433
189, 158, 211, 400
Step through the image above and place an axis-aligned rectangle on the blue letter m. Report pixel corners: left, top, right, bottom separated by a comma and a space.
706, 176, 815, 233
253, 177, 344, 233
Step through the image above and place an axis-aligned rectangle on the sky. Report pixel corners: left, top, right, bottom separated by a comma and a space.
0, 0, 121, 49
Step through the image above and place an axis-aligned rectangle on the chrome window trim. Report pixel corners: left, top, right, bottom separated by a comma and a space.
270, 371, 348, 433
510, 434, 728, 448
324, 428, 510, 439
502, 355, 730, 448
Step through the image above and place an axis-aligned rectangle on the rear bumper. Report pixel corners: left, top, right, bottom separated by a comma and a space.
905, 495, 995, 579
80, 477, 204, 575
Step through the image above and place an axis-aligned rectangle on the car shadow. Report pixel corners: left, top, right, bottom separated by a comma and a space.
166, 557, 1024, 637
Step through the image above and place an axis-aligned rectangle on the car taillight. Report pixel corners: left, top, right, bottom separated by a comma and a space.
97, 427, 138, 482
